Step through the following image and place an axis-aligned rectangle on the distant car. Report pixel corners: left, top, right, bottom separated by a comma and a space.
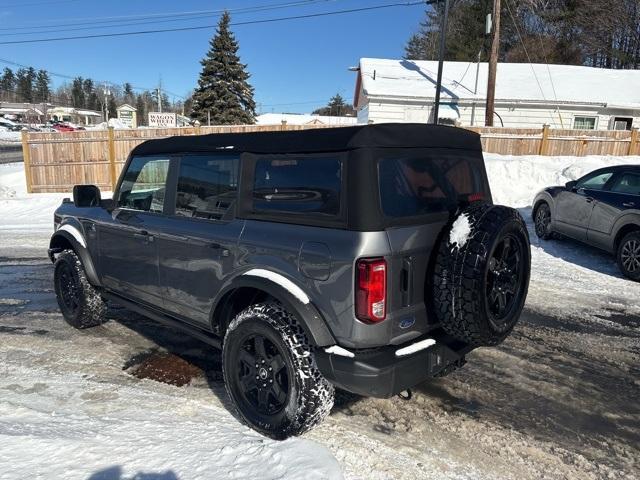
52, 123, 76, 133
533, 165, 640, 280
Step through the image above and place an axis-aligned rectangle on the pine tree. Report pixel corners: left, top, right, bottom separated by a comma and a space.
71, 77, 85, 109
123, 83, 135, 105
191, 11, 256, 125
312, 93, 355, 116
35, 70, 51, 103
108, 96, 118, 119
16, 68, 35, 103
0, 68, 16, 101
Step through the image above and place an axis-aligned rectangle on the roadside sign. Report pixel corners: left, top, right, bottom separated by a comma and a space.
149, 112, 177, 128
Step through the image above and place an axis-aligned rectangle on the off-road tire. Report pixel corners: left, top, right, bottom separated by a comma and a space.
53, 249, 107, 328
533, 202, 553, 240
433, 204, 531, 346
223, 303, 335, 439
616, 231, 640, 281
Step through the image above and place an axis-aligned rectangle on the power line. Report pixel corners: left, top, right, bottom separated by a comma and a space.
0, 2, 425, 45
0, 0, 345, 33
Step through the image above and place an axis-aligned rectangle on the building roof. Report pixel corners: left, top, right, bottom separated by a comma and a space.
256, 113, 357, 126
356, 58, 640, 109
132, 123, 480, 156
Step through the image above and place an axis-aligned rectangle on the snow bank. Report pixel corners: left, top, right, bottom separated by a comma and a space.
484, 153, 640, 208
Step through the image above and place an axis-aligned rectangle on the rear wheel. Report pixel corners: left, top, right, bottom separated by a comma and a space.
223, 303, 334, 439
617, 231, 640, 281
53, 249, 106, 328
433, 204, 531, 346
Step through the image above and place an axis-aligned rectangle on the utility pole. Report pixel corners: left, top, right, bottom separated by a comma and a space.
432, 0, 450, 125
485, 0, 500, 126
102, 83, 111, 123
157, 79, 163, 113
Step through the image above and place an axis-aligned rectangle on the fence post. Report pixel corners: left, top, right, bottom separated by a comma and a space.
107, 127, 117, 191
539, 124, 550, 155
21, 128, 33, 193
629, 127, 639, 156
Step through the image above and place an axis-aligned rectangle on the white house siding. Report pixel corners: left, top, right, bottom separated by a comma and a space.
360, 97, 640, 130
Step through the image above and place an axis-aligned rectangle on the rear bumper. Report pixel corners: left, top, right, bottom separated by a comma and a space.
316, 329, 474, 398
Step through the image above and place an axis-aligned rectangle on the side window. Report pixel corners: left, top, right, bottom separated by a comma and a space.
253, 157, 342, 215
117, 156, 170, 213
175, 154, 239, 221
610, 173, 640, 195
576, 171, 614, 190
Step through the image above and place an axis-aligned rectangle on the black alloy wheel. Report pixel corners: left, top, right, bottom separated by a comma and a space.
56, 261, 81, 317
534, 203, 552, 239
485, 234, 526, 330
236, 334, 289, 416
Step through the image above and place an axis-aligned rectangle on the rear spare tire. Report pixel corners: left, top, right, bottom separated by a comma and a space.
432, 204, 531, 346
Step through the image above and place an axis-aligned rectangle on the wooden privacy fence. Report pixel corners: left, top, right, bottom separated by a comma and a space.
21, 124, 640, 193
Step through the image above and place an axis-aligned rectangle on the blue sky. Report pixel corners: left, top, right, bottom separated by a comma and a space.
0, 0, 427, 113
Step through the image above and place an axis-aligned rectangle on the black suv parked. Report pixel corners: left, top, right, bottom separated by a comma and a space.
50, 124, 531, 438
533, 165, 640, 280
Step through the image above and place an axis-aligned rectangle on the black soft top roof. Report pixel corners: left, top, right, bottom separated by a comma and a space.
131, 123, 481, 156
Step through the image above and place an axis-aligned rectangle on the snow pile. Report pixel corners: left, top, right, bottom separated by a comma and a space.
87, 118, 132, 130
484, 153, 640, 208
449, 212, 471, 247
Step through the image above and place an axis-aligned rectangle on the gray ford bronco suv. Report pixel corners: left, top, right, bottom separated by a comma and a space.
50, 123, 531, 439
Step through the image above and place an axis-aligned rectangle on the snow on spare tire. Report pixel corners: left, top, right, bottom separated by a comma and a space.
432, 204, 531, 346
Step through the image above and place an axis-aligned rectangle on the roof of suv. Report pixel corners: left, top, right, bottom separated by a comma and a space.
131, 123, 481, 156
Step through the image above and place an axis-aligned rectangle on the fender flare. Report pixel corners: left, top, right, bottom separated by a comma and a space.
49, 227, 102, 287
212, 270, 336, 347
611, 214, 640, 248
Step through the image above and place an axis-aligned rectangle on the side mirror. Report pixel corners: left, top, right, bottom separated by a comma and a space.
73, 185, 101, 207
565, 180, 577, 191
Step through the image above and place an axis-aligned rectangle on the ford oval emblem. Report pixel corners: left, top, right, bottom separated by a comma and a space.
399, 317, 415, 329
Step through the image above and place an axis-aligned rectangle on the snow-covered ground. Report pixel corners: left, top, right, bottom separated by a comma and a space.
1, 154, 639, 479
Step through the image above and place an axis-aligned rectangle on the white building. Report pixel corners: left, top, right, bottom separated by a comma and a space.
354, 58, 640, 130
256, 113, 357, 126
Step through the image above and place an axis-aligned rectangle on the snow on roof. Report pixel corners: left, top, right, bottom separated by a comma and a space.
76, 110, 102, 116
116, 103, 136, 112
256, 113, 357, 126
358, 58, 640, 108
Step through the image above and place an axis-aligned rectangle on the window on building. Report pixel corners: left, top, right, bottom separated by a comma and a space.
175, 155, 239, 221
573, 116, 597, 130
117, 156, 170, 213
253, 156, 342, 215
612, 117, 633, 131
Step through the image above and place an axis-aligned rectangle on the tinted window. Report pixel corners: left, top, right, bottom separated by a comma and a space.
253, 157, 341, 215
610, 172, 640, 195
118, 156, 170, 213
577, 171, 613, 190
379, 155, 485, 217
175, 155, 239, 220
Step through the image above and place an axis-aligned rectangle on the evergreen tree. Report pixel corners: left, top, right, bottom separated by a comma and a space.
312, 93, 355, 116
15, 68, 35, 102
71, 77, 85, 108
0, 68, 16, 101
83, 79, 101, 110
34, 70, 51, 103
191, 11, 256, 124
123, 82, 135, 105
108, 96, 118, 119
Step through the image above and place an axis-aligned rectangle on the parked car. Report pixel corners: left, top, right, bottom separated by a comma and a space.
533, 165, 640, 280
48, 124, 531, 438
51, 122, 77, 133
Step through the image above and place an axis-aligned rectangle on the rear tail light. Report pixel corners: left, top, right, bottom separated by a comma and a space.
355, 258, 387, 323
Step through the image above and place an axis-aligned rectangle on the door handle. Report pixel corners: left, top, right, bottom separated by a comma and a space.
623, 202, 636, 208
585, 197, 594, 203
133, 230, 154, 242
210, 242, 230, 257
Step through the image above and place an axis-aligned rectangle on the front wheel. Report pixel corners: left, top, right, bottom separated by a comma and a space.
53, 249, 107, 328
222, 303, 335, 439
617, 231, 640, 281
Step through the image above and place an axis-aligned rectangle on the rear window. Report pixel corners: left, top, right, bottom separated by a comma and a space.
253, 156, 342, 215
379, 154, 486, 217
